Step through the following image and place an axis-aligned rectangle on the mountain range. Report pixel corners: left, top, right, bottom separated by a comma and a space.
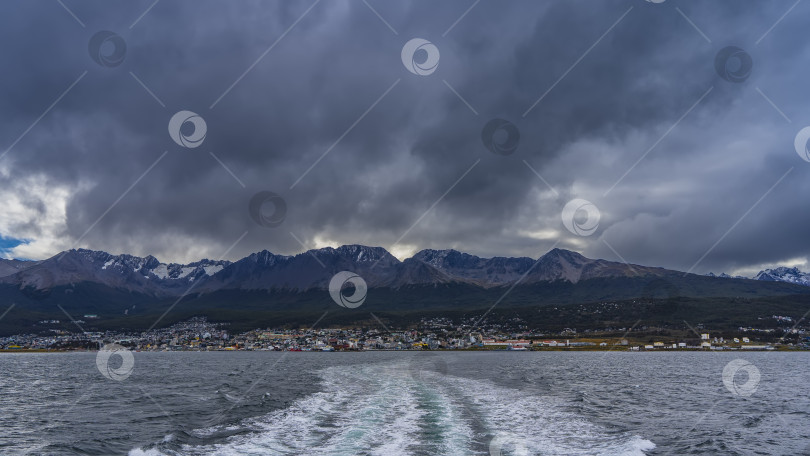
3, 245, 808, 295
0, 246, 698, 297
1, 245, 809, 334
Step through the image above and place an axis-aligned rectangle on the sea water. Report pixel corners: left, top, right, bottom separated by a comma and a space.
1, 351, 807, 455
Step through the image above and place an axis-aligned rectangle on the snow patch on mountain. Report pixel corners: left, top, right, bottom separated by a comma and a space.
754, 267, 810, 286
152, 264, 169, 279
175, 267, 197, 279
203, 265, 224, 276
705, 272, 745, 279
72, 249, 231, 281
707, 267, 810, 287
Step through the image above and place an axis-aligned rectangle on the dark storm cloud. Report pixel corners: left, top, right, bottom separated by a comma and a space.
1, 0, 809, 275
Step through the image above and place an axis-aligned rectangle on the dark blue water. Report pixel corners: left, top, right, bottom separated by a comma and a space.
1, 352, 808, 455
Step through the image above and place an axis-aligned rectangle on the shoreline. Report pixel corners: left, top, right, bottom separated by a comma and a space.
0, 347, 799, 353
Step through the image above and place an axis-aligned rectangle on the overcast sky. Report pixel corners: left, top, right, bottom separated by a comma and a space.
1, 0, 809, 276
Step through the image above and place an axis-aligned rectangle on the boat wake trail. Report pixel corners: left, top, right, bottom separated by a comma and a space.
131, 359, 655, 455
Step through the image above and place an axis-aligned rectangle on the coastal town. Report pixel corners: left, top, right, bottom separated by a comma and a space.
1, 315, 808, 352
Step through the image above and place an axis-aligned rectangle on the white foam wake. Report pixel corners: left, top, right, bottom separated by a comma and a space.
131, 360, 654, 456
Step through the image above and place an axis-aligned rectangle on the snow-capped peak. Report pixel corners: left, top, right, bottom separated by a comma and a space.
754, 266, 810, 286
705, 272, 744, 279
78, 250, 231, 281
